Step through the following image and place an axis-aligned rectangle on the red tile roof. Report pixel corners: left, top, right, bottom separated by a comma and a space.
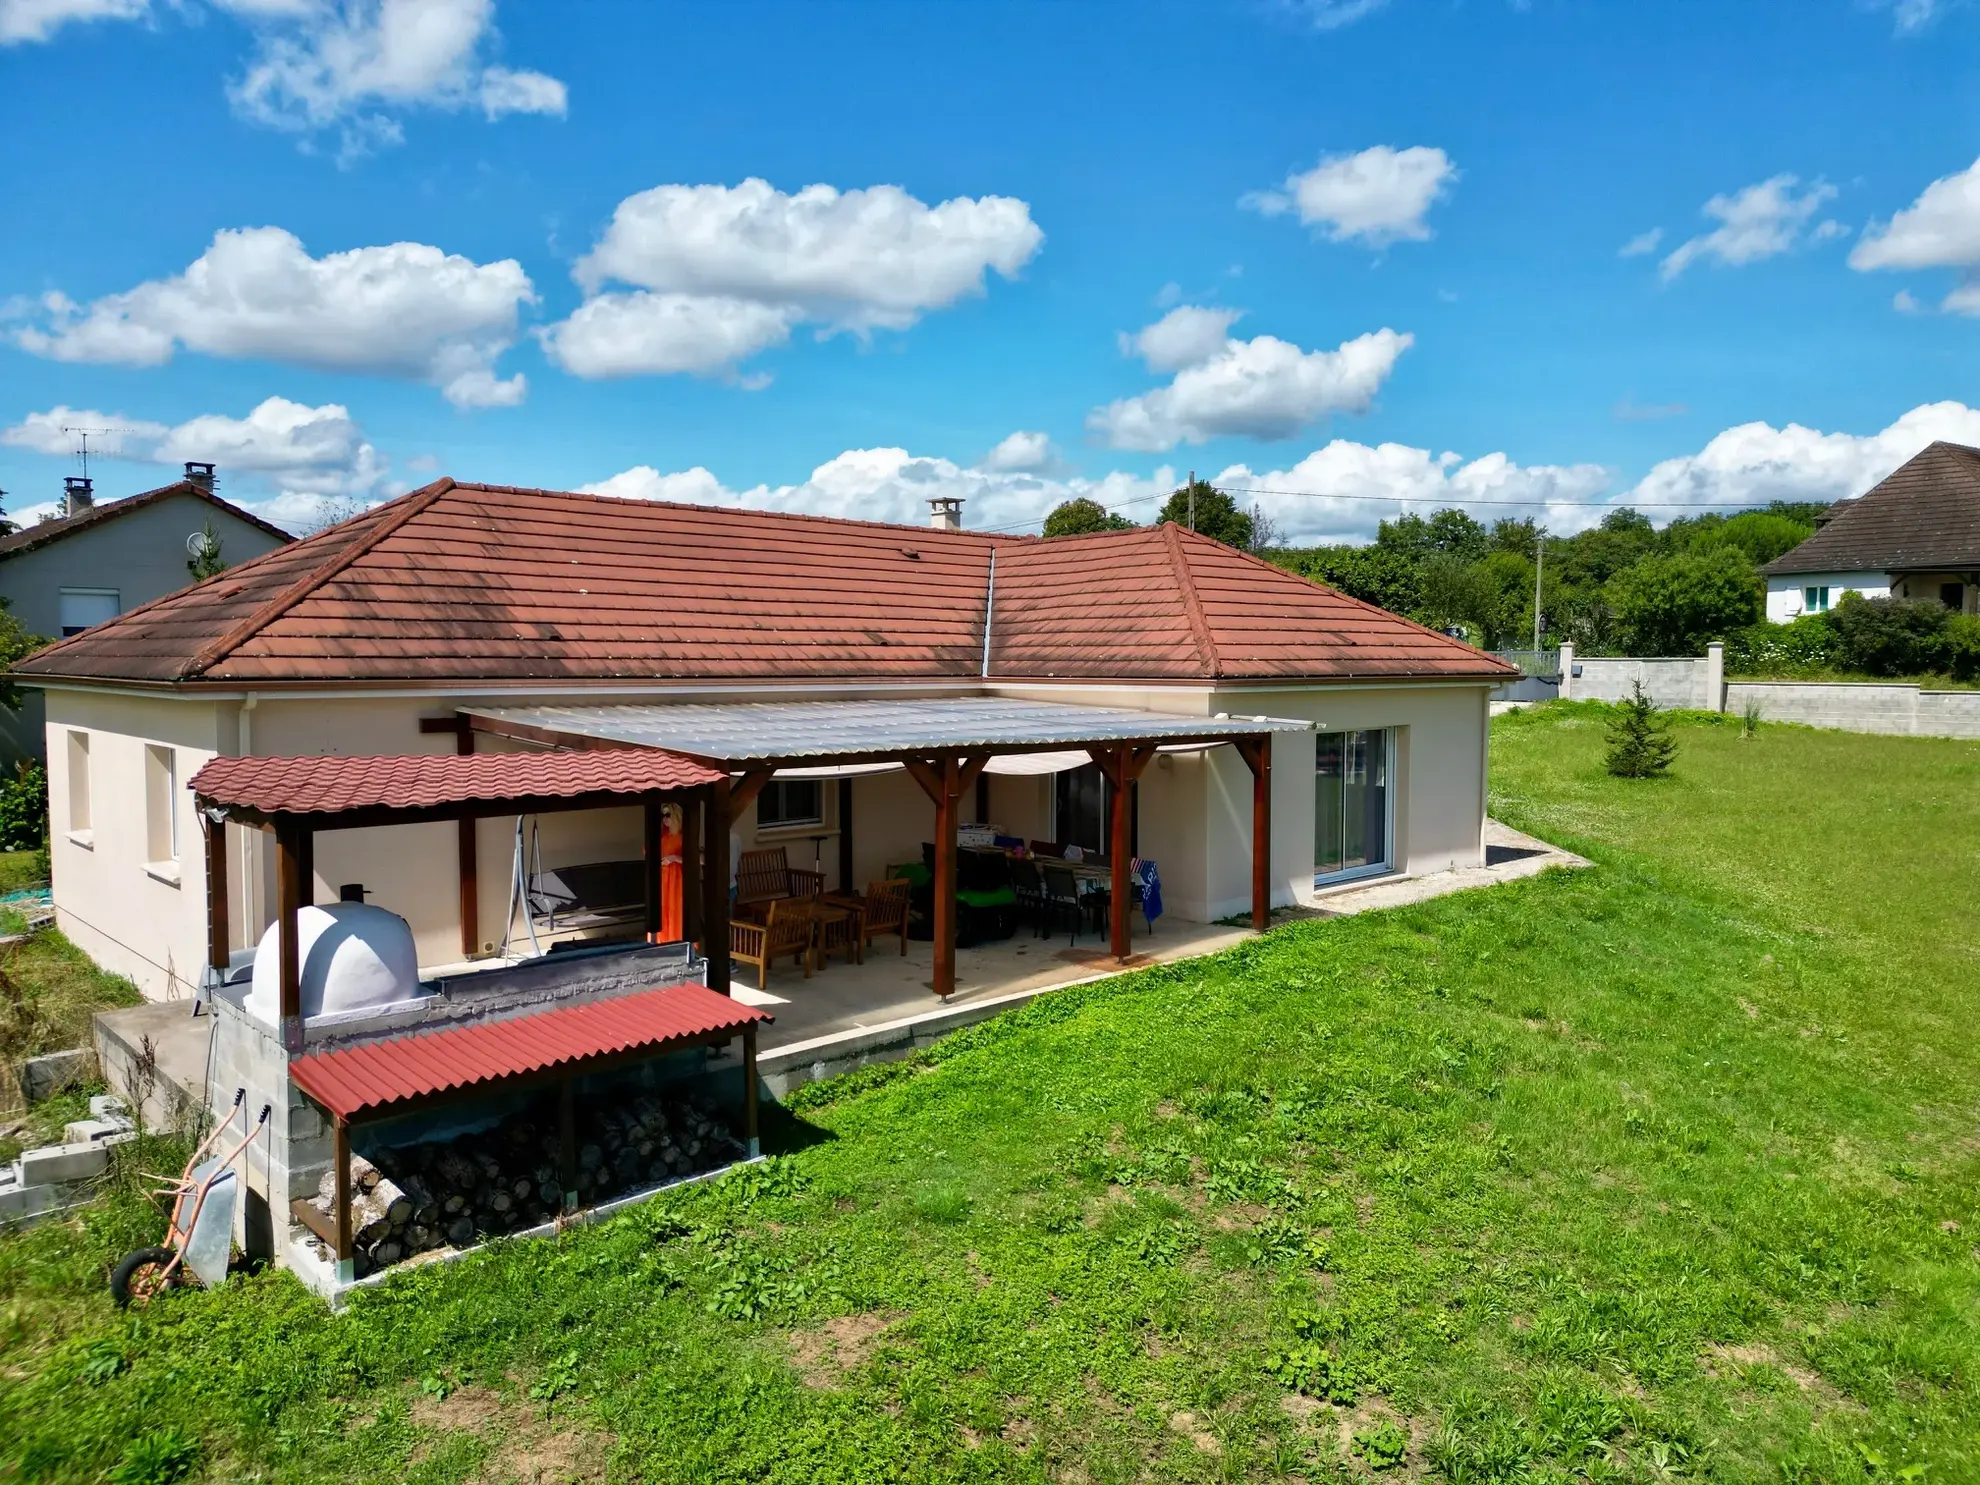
15, 478, 1511, 686
289, 982, 769, 1121
189, 749, 722, 817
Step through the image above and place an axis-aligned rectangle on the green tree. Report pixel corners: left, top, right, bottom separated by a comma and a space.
1604, 680, 1677, 778
1376, 509, 1488, 563
0, 600, 49, 712
1157, 480, 1254, 549
186, 518, 228, 580
1042, 498, 1133, 538
1415, 554, 1497, 638
1685, 510, 1812, 566
1607, 545, 1761, 656
1271, 545, 1421, 614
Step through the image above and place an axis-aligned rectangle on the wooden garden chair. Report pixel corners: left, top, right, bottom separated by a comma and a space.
734, 846, 826, 922
856, 878, 912, 958
730, 897, 816, 989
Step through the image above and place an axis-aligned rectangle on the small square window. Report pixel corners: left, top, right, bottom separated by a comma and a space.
59, 588, 120, 637
756, 779, 823, 829
1802, 586, 1831, 613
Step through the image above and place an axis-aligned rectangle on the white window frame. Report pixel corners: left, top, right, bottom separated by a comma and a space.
1314, 727, 1397, 888
65, 730, 92, 845
58, 587, 121, 637
1802, 586, 1831, 614
144, 743, 180, 881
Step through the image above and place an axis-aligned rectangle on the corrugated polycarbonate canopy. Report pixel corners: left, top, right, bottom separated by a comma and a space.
463, 697, 1308, 766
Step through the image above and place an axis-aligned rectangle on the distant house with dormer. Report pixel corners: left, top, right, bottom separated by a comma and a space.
1763, 441, 1980, 622
0, 464, 291, 760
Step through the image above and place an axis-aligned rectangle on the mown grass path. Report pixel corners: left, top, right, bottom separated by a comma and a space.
2, 707, 1975, 1483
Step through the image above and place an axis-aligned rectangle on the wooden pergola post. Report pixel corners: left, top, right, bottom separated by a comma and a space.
642, 797, 664, 941
332, 1115, 353, 1280
203, 811, 230, 981
742, 1021, 760, 1158
558, 1077, 577, 1211
704, 778, 733, 995
1091, 744, 1157, 962
275, 818, 313, 1053
1235, 735, 1273, 932
905, 753, 988, 997
680, 794, 703, 947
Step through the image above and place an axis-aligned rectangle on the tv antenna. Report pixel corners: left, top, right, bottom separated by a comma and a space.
60, 425, 133, 485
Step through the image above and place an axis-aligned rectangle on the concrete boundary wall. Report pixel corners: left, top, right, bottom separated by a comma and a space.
1727, 681, 1980, 740
1560, 643, 1723, 711
1548, 641, 1980, 740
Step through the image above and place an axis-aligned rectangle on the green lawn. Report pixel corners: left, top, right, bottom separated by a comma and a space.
2, 707, 1976, 1484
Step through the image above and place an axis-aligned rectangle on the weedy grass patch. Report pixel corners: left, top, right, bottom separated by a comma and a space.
1, 707, 1976, 1482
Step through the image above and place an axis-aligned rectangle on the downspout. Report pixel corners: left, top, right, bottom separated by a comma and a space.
980, 548, 996, 679
237, 694, 258, 947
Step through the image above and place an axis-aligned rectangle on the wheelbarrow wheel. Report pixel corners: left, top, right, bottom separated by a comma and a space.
111, 1247, 181, 1309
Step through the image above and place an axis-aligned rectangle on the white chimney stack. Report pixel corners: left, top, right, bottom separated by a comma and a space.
928, 496, 964, 530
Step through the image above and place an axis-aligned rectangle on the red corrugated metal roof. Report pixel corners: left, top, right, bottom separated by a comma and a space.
16, 478, 1512, 685
189, 749, 722, 816
289, 981, 770, 1120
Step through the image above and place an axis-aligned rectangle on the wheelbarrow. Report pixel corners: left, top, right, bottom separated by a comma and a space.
111, 1089, 270, 1308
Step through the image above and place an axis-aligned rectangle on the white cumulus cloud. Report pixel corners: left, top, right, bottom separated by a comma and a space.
580, 447, 1174, 536
1123, 305, 1244, 373
1621, 400, 1980, 511
980, 430, 1056, 473
226, 0, 566, 154
1, 1, 562, 156
1849, 156, 1980, 314
12, 226, 534, 407
542, 178, 1043, 380
1659, 175, 1840, 280
0, 0, 145, 45
1217, 443, 1610, 545
1, 397, 385, 524
1088, 315, 1412, 451
1242, 145, 1457, 248
1619, 228, 1664, 258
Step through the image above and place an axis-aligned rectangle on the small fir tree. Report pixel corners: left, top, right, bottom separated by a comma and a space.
1604, 680, 1677, 778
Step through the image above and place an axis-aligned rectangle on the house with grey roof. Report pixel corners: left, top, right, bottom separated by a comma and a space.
1762, 441, 1980, 622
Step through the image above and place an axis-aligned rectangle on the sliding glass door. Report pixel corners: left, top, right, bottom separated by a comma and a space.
1315, 729, 1392, 883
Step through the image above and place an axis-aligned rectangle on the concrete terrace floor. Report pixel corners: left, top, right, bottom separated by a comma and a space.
94, 820, 1586, 1111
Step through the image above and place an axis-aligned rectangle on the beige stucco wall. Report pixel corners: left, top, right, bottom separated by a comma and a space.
44, 675, 1491, 1001
45, 690, 229, 999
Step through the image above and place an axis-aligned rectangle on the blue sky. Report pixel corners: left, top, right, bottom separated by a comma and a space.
2, 0, 1977, 543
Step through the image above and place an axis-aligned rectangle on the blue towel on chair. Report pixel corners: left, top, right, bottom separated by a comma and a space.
1132, 858, 1163, 922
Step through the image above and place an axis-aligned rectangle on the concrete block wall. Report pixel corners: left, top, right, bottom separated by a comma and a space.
1727, 681, 1980, 740
1561, 645, 1723, 711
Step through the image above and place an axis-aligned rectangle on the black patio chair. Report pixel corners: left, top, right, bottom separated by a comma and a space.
1040, 864, 1086, 945
1008, 856, 1046, 937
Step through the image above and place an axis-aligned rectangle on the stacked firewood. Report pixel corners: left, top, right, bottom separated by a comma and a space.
302, 1093, 745, 1277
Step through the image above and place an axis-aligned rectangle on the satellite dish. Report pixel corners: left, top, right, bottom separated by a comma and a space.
187, 530, 219, 559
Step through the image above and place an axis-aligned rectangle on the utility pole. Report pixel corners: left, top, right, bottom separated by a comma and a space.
1188, 470, 1196, 531
1533, 531, 1546, 653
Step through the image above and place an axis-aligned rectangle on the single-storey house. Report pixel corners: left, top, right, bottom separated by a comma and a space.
0, 464, 291, 760
1763, 440, 1980, 622
14, 478, 1513, 1004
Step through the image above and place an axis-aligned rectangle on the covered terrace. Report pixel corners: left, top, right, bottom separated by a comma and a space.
451, 698, 1309, 1000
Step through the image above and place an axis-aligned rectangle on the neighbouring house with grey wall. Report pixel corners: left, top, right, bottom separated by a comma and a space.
1, 466, 291, 762
1761, 440, 1980, 623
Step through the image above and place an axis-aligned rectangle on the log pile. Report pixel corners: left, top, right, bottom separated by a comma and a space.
302, 1092, 745, 1277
